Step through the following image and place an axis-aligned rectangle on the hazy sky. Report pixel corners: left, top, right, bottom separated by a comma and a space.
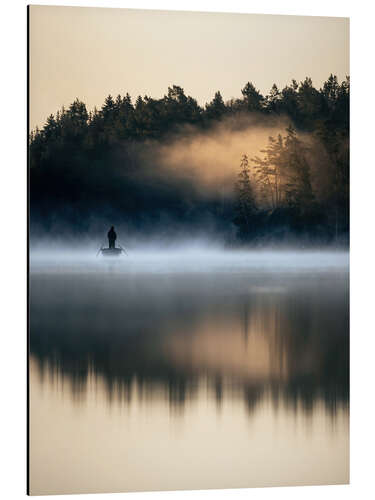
29, 6, 349, 130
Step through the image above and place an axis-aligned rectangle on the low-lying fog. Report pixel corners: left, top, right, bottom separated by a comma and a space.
30, 243, 349, 274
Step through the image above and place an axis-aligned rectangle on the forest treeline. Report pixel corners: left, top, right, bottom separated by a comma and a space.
29, 75, 349, 244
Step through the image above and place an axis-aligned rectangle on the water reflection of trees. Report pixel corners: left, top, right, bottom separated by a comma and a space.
30, 272, 349, 416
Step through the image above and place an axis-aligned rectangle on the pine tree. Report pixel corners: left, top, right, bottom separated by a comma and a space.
267, 84, 281, 113
241, 82, 264, 112
283, 126, 314, 210
251, 135, 285, 209
234, 154, 257, 239
205, 91, 226, 120
251, 127, 314, 211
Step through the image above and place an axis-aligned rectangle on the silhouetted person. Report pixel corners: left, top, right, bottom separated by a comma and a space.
107, 226, 117, 249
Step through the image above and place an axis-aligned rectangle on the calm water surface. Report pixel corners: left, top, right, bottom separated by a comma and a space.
29, 251, 349, 495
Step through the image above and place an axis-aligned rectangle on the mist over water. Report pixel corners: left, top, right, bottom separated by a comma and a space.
29, 246, 349, 494
30, 244, 349, 272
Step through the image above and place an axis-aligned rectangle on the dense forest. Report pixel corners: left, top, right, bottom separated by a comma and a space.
29, 75, 349, 245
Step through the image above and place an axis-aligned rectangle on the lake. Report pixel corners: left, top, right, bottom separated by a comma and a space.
29, 250, 349, 495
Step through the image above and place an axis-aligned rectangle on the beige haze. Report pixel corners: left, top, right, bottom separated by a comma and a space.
29, 6, 349, 130
151, 117, 289, 192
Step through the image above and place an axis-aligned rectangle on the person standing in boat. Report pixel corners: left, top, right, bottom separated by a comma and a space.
107, 226, 117, 249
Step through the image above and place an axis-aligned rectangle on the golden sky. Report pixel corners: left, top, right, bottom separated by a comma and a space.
29, 6, 349, 130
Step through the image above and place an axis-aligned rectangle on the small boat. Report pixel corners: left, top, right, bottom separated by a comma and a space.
96, 229, 128, 258
99, 247, 124, 257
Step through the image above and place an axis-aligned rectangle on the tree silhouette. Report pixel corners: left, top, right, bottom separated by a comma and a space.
234, 154, 258, 240
29, 76, 349, 244
251, 127, 314, 211
205, 91, 226, 120
241, 82, 264, 112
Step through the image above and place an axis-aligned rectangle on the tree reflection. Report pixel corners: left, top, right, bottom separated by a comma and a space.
30, 270, 349, 416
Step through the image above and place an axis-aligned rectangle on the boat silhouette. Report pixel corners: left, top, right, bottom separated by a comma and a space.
100, 247, 123, 257
96, 244, 127, 258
